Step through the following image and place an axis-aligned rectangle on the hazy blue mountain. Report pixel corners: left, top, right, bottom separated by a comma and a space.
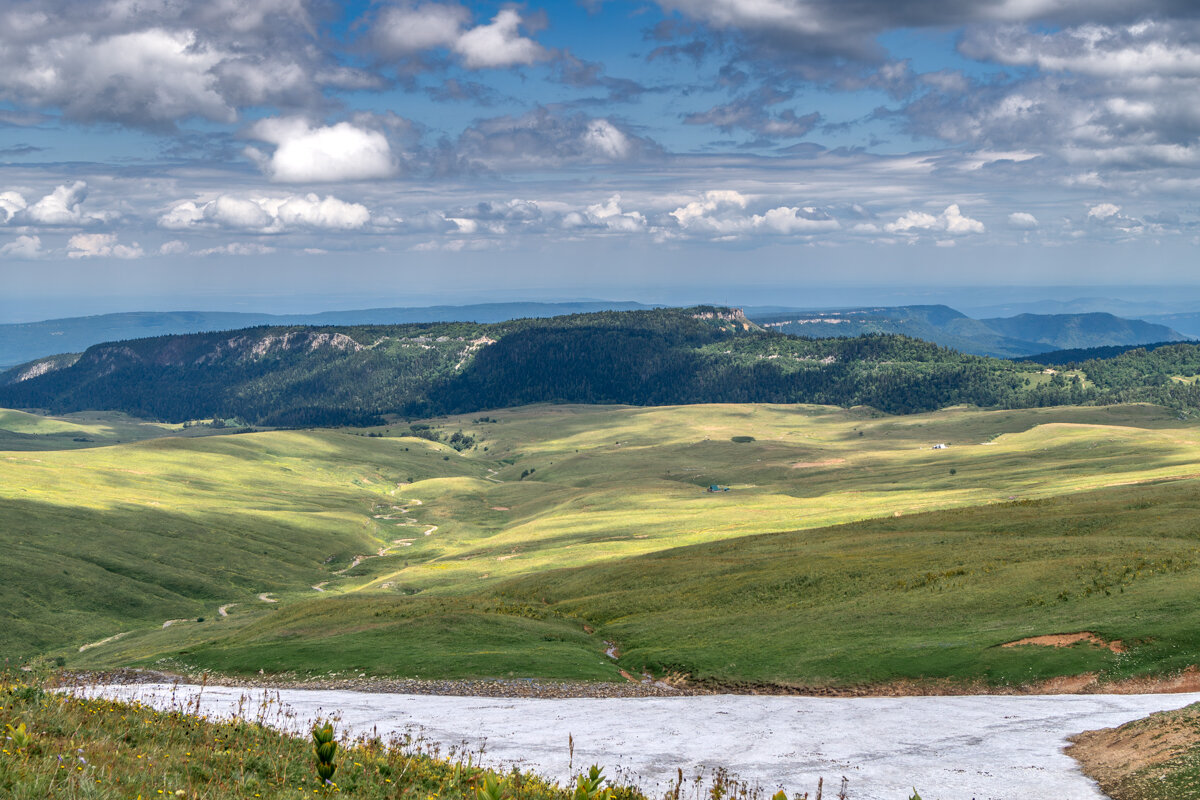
1143, 313, 1200, 339
980, 312, 1188, 351
0, 302, 652, 369
961, 297, 1181, 318
747, 306, 1188, 358
748, 305, 1047, 357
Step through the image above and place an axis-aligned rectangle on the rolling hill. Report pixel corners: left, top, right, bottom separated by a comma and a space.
6, 400, 1200, 690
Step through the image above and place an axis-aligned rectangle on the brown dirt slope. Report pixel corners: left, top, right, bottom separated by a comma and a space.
1069, 702, 1200, 800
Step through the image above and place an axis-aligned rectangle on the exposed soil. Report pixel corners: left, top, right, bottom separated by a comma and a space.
1068, 700, 1200, 799
1002, 631, 1127, 654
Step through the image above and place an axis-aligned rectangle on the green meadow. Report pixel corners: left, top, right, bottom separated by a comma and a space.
7, 401, 1200, 687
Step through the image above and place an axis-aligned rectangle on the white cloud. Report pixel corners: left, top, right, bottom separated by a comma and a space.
370, 3, 472, 56
25, 181, 96, 226
159, 240, 189, 255
67, 233, 143, 259
582, 120, 632, 160
0, 234, 42, 258
752, 206, 840, 234
453, 9, 547, 69
885, 204, 985, 235
668, 190, 841, 237
247, 118, 396, 183
1008, 211, 1039, 228
159, 192, 372, 233
0, 3, 348, 128
962, 21, 1200, 79
671, 190, 749, 228
369, 5, 546, 69
563, 194, 647, 232
0, 191, 27, 223
194, 242, 277, 256
1088, 202, 1121, 219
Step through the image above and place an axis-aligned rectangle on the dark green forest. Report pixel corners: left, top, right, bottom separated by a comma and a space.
3, 307, 1200, 426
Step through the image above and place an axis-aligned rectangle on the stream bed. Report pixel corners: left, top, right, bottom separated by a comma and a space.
81, 683, 1200, 800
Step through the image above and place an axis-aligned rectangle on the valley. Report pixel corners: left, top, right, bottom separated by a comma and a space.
7, 400, 1200, 692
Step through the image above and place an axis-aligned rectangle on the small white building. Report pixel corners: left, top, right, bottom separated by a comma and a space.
932, 443, 948, 449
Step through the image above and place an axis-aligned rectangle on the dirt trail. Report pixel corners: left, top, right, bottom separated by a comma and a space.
218, 603, 237, 617
161, 618, 189, 629
338, 498, 437, 574
312, 582, 328, 592
257, 593, 277, 603
78, 632, 130, 652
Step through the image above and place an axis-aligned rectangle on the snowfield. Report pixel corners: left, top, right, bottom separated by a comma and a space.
81, 684, 1200, 800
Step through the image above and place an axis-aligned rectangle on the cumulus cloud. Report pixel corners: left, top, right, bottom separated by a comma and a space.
67, 233, 143, 258
0, 182, 108, 227
1083, 202, 1145, 235
671, 190, 749, 228
752, 206, 840, 234
885, 204, 985, 235
563, 194, 647, 232
0, 191, 27, 223
368, 4, 547, 69
160, 192, 372, 233
159, 240, 189, 256
25, 181, 94, 225
369, 3, 471, 56
246, 118, 397, 182
1008, 211, 1039, 228
895, 20, 1200, 174
1088, 202, 1122, 219
0, 234, 42, 258
0, 1, 346, 128
669, 190, 840, 237
454, 9, 547, 69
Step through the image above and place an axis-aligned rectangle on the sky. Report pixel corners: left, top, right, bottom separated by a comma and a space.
2, 0, 1200, 319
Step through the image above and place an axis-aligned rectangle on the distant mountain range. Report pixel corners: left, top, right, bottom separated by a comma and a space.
6, 306, 1200, 426
748, 305, 1189, 358
0, 301, 654, 370
0, 301, 1190, 370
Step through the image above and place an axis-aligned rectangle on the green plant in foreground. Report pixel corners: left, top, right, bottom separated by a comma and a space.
475, 772, 508, 800
5, 721, 32, 752
573, 766, 612, 800
312, 721, 338, 789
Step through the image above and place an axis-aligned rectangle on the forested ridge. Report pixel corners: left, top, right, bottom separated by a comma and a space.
3, 307, 1200, 425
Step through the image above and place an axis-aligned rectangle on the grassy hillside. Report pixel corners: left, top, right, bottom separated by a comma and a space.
0, 676, 604, 800
0, 427, 478, 661
11, 401, 1200, 688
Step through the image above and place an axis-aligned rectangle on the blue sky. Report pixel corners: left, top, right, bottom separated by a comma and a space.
1, 0, 1199, 317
